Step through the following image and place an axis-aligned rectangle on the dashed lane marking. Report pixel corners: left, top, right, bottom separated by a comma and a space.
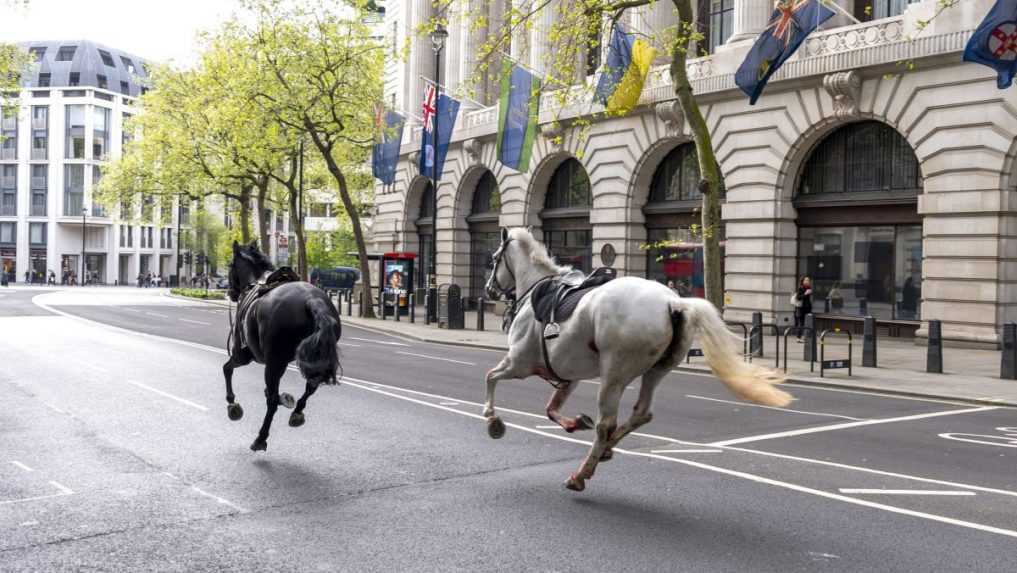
9, 461, 34, 472
650, 449, 723, 454
348, 336, 410, 347
49, 481, 73, 495
0, 481, 74, 506
396, 351, 475, 366
189, 485, 248, 513
126, 380, 209, 412
709, 406, 999, 447
178, 318, 211, 326
685, 394, 865, 421
43, 402, 67, 415
838, 489, 976, 496
144, 312, 169, 319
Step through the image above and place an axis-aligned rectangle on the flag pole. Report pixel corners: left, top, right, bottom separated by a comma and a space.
820, 0, 863, 25
418, 75, 486, 108
496, 50, 572, 89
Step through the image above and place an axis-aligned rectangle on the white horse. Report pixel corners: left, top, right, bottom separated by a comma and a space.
483, 228, 792, 492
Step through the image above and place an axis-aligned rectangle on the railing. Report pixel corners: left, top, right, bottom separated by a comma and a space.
0, 202, 15, 216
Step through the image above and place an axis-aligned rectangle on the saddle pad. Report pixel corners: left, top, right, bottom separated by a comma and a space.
533, 285, 597, 324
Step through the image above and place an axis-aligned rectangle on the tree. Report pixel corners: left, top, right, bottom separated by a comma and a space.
225, 0, 385, 317
437, 0, 725, 307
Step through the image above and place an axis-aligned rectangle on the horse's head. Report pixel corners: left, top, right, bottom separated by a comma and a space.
228, 240, 273, 302
485, 228, 515, 300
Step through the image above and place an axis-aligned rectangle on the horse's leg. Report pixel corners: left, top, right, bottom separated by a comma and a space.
565, 382, 625, 492
483, 355, 514, 439
222, 349, 253, 421
288, 380, 319, 428
250, 361, 286, 452
599, 366, 669, 462
545, 382, 593, 433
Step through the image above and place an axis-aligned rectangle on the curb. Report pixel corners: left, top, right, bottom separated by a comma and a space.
164, 292, 231, 307
342, 316, 1017, 409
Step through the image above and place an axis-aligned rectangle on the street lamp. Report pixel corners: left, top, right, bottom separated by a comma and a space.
427, 23, 447, 323
80, 206, 87, 286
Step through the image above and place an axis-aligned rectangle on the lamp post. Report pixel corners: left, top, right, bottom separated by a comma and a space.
428, 23, 447, 324
80, 206, 87, 286
175, 195, 182, 287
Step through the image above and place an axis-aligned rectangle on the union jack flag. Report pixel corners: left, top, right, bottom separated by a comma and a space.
421, 85, 436, 132
767, 0, 811, 49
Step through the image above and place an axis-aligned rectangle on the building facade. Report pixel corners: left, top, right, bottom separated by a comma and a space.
371, 0, 1017, 346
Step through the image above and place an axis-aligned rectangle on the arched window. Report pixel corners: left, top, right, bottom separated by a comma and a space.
542, 158, 592, 272
545, 158, 591, 210
415, 181, 435, 290
649, 143, 701, 202
795, 122, 923, 324
468, 171, 501, 301
798, 121, 920, 196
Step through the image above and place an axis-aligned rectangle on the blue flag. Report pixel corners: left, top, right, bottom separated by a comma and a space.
497, 61, 540, 172
419, 92, 460, 182
963, 0, 1017, 88
372, 107, 405, 185
735, 1, 835, 105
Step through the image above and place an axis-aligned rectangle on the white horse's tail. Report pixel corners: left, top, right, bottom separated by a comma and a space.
673, 298, 793, 408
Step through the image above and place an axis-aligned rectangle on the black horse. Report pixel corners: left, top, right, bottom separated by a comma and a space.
224, 241, 342, 451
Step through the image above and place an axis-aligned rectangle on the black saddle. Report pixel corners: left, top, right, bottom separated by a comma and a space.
232, 266, 302, 354
532, 267, 617, 325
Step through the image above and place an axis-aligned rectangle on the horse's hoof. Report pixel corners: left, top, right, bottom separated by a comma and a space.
289, 412, 305, 427
279, 393, 295, 409
600, 448, 614, 462
487, 416, 506, 439
575, 413, 595, 431
250, 439, 267, 452
227, 403, 244, 421
564, 474, 586, 492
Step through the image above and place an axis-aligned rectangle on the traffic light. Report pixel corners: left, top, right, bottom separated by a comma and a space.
184, 252, 192, 265
196, 253, 206, 267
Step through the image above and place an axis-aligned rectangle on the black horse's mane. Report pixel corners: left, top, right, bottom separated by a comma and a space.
238, 246, 275, 274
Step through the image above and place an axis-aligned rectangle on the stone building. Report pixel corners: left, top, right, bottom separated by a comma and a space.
370, 0, 1016, 346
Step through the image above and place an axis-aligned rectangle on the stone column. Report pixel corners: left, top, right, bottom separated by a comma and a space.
407, 0, 434, 122
444, 4, 462, 98
529, 0, 557, 75
728, 0, 772, 43
458, 0, 487, 105
510, 0, 529, 64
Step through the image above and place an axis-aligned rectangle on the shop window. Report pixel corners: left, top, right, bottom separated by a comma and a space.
798, 121, 920, 196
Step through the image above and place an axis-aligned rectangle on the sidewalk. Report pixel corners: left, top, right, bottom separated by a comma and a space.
336, 302, 1017, 408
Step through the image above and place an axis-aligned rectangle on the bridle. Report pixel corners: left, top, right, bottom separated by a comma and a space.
488, 237, 516, 300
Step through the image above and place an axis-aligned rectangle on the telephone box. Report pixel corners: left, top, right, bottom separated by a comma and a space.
379, 252, 416, 317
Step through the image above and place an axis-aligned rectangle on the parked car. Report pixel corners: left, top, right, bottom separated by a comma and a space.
211, 275, 229, 289
310, 267, 359, 290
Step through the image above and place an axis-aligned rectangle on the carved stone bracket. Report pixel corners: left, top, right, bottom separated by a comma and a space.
823, 71, 862, 119
408, 151, 420, 176
463, 138, 482, 164
539, 122, 564, 147
655, 101, 684, 135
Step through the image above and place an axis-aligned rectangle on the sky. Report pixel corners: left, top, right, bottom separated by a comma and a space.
0, 0, 241, 66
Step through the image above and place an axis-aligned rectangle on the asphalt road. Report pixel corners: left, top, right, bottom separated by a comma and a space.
2, 286, 1016, 572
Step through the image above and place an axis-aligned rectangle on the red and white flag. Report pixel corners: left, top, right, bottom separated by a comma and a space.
421, 84, 436, 131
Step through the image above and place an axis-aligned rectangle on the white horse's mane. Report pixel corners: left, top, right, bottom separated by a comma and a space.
508, 227, 569, 275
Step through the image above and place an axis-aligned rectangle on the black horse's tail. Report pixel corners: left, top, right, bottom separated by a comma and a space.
296, 296, 341, 385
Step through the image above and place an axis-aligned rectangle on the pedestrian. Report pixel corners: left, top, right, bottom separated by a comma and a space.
666, 280, 677, 293
48, 270, 56, 285
24, 270, 30, 284
792, 276, 813, 342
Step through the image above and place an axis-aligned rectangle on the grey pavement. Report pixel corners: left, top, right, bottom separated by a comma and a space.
3, 286, 1017, 571
324, 299, 1017, 408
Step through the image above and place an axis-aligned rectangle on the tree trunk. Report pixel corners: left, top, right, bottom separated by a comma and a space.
286, 180, 308, 280
306, 131, 375, 318
255, 179, 271, 256
672, 0, 724, 309
238, 185, 252, 244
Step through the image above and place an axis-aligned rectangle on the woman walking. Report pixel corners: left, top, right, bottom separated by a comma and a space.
793, 276, 813, 342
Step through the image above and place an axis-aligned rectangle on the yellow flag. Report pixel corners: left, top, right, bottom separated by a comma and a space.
606, 39, 657, 115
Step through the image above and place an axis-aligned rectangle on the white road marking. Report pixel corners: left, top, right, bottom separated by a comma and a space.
178, 318, 211, 326
535, 425, 562, 429
685, 394, 865, 421
0, 492, 72, 506
396, 351, 475, 366
121, 308, 141, 313
348, 336, 410, 347
19, 520, 39, 527
190, 485, 248, 513
336, 376, 1017, 540
939, 427, 1017, 449
48, 481, 74, 495
338, 342, 362, 348
43, 402, 67, 415
838, 489, 976, 496
650, 449, 723, 454
709, 406, 998, 447
9, 461, 34, 472
126, 380, 209, 412
144, 312, 169, 318
439, 401, 460, 406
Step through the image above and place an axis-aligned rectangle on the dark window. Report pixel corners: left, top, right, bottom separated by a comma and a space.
543, 229, 592, 273
1, 107, 16, 160
855, 0, 919, 21
585, 25, 602, 76
68, 72, 80, 86
31, 164, 47, 216
0, 221, 15, 244
545, 158, 591, 210
470, 171, 500, 215
797, 121, 920, 196
120, 81, 130, 95
708, 0, 734, 53
96, 74, 108, 89
98, 50, 115, 67
650, 143, 702, 203
418, 181, 434, 220
120, 56, 135, 74
29, 222, 46, 246
1, 165, 16, 216
29, 47, 46, 62
37, 73, 50, 87
416, 182, 435, 290
56, 45, 77, 61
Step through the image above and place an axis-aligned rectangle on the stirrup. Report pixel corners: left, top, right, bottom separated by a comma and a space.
543, 322, 560, 340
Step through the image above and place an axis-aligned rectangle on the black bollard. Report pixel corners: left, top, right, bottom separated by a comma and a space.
862, 316, 878, 368
859, 298, 868, 316
927, 319, 943, 374
803, 313, 816, 364
426, 287, 438, 324
477, 297, 485, 331
751, 312, 763, 357
409, 293, 416, 323
394, 293, 401, 322
347, 290, 353, 316
824, 297, 831, 313
380, 292, 386, 320
1002, 323, 1016, 380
